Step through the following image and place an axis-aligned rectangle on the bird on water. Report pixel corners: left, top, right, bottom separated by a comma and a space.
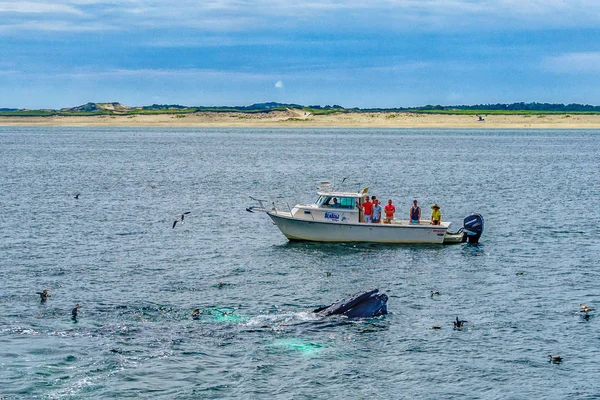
548, 354, 562, 363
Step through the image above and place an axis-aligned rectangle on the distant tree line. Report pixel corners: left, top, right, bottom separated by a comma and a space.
142, 102, 304, 111
4, 101, 600, 115
363, 102, 600, 112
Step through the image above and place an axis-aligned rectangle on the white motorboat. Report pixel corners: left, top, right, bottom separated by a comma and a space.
247, 182, 483, 244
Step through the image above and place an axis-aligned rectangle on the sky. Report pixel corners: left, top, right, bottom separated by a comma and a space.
1, 0, 600, 109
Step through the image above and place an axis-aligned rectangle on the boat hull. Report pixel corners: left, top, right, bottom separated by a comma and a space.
267, 212, 449, 244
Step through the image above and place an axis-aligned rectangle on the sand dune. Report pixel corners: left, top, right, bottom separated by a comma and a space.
2, 110, 600, 129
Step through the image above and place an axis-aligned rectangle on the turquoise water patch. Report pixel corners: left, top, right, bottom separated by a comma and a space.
269, 338, 325, 356
207, 308, 248, 323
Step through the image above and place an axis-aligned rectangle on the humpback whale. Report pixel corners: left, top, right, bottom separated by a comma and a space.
313, 289, 388, 318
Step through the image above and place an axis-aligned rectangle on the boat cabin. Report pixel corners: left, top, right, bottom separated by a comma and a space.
288, 188, 370, 224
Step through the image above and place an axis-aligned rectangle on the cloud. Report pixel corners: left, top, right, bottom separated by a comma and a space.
24, 67, 274, 81
0, 1, 82, 14
274, 80, 284, 89
0, 20, 111, 32
543, 52, 600, 74
3, 0, 600, 35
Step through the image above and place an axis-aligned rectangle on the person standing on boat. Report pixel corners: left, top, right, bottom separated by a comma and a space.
357, 196, 373, 223
410, 200, 421, 224
430, 204, 441, 225
371, 199, 382, 223
383, 199, 395, 224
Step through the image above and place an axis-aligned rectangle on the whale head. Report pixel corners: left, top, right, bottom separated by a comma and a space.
315, 289, 388, 318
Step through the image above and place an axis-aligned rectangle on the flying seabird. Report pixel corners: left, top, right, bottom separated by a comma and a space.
453, 316, 467, 328
172, 212, 192, 228
36, 290, 50, 302
580, 304, 594, 313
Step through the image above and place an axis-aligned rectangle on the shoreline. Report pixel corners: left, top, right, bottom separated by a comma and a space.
2, 111, 600, 129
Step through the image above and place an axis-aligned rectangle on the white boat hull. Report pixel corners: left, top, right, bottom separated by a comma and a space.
267, 212, 450, 244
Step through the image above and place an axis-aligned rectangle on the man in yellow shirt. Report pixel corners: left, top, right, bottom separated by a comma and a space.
430, 204, 441, 225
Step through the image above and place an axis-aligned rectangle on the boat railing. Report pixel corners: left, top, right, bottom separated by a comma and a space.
247, 196, 296, 216
271, 199, 296, 215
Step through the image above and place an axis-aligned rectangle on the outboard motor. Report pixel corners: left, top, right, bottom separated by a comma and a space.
462, 214, 484, 244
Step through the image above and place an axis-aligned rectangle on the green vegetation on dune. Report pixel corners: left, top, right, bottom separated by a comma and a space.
2, 102, 600, 117
0, 110, 57, 117
406, 109, 598, 115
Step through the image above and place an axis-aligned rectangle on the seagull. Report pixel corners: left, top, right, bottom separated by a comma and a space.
74, 193, 80, 199
548, 354, 562, 363
172, 211, 192, 228
454, 316, 467, 328
36, 290, 50, 302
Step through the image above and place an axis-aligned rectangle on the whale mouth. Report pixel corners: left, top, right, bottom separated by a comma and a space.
315, 289, 388, 319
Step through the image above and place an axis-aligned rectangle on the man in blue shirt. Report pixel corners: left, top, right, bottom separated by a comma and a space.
410, 200, 421, 224
371, 199, 382, 223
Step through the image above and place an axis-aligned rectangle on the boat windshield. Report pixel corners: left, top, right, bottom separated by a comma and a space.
322, 196, 355, 209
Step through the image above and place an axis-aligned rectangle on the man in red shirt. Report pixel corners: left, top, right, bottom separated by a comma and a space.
357, 196, 373, 223
384, 199, 396, 224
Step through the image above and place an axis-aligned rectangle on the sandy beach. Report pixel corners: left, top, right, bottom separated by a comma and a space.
2, 110, 600, 128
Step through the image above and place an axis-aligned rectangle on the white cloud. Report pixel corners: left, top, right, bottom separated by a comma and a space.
3, 0, 600, 35
39, 67, 274, 81
0, 1, 82, 14
543, 52, 600, 74
0, 20, 112, 32
274, 80, 284, 89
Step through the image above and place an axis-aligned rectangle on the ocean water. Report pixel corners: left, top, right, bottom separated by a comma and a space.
1, 127, 599, 399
